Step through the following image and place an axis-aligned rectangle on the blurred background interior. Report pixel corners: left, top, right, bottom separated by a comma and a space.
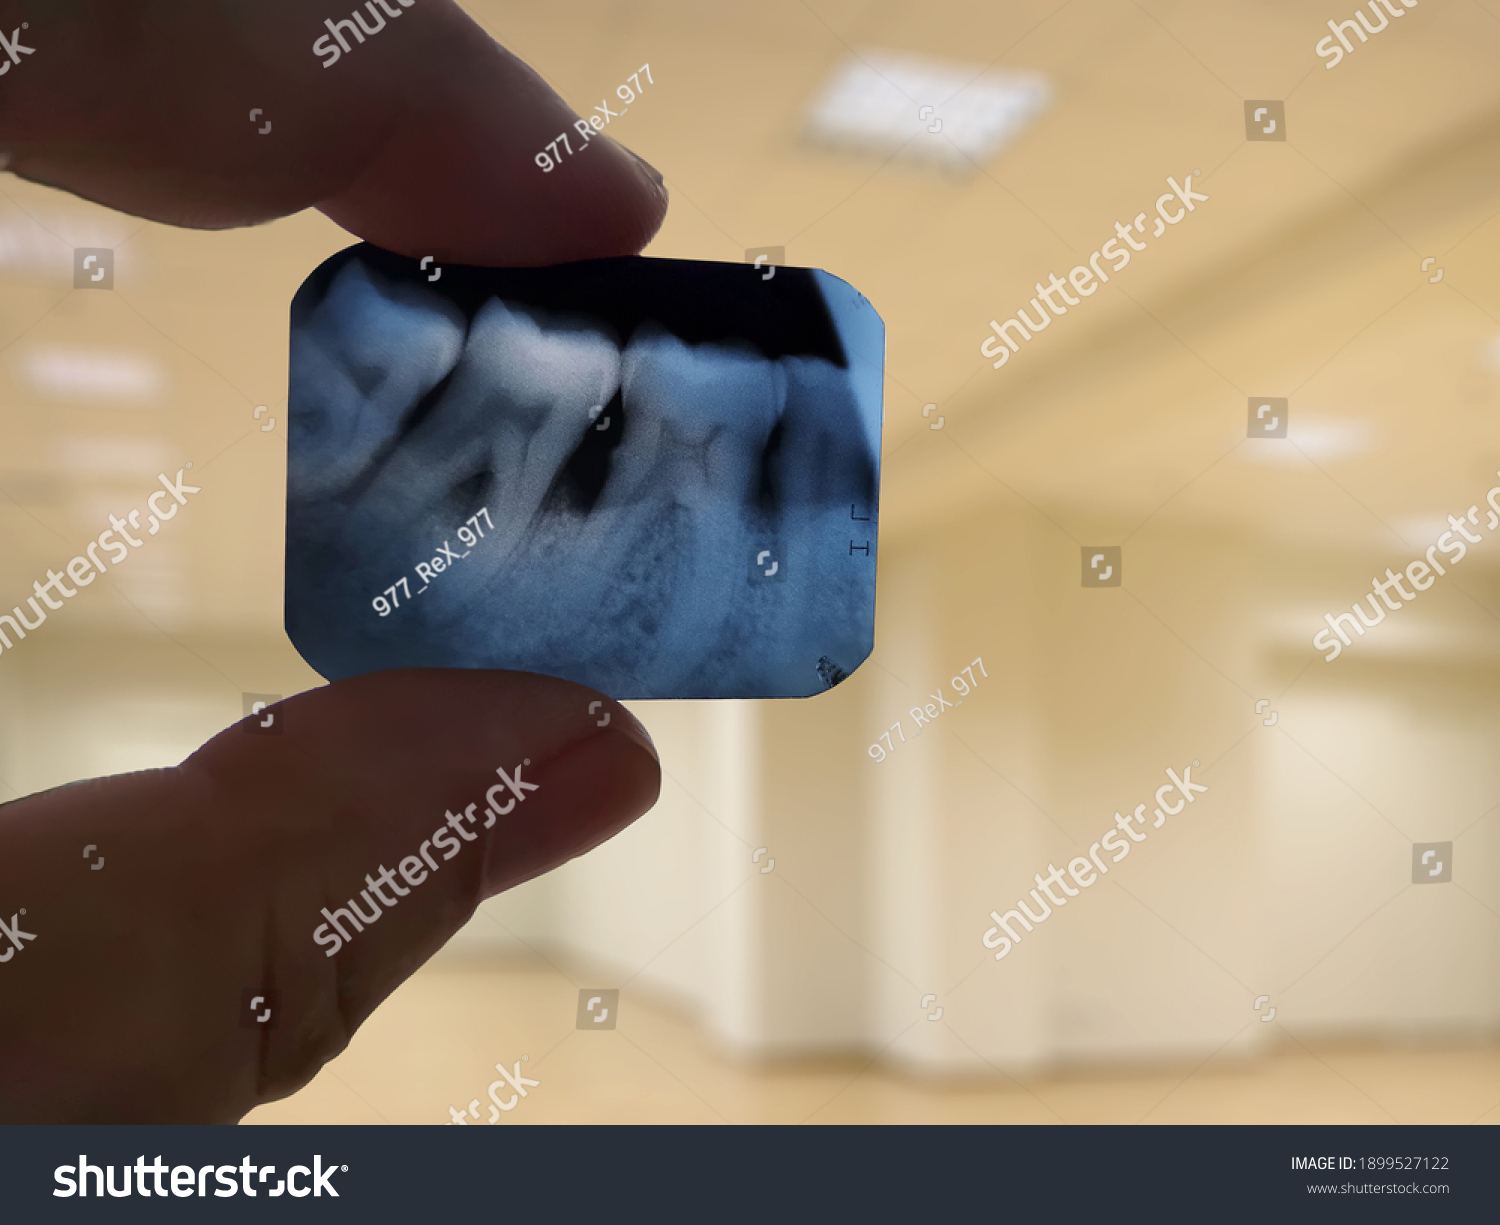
2, 0, 1498, 1123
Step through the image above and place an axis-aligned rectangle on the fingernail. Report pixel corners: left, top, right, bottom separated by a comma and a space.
624, 146, 665, 191
611, 702, 657, 764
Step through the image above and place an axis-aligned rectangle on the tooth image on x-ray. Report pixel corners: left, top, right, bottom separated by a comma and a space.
284, 244, 884, 699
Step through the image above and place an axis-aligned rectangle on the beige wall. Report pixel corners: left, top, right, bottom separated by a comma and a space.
2, 0, 1498, 1091
443, 508, 1500, 1071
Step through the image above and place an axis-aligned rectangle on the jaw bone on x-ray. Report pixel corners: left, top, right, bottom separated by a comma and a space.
284, 245, 885, 700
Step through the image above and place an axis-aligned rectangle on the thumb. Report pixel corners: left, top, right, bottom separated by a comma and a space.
0, 668, 659, 1123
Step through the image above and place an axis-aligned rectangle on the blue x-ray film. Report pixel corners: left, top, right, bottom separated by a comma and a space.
284, 245, 884, 699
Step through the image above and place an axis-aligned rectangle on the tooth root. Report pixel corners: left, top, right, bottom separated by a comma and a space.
774, 355, 879, 509
566, 327, 788, 681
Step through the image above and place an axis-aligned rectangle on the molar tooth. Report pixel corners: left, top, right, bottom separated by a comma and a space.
604, 324, 784, 513
288, 261, 465, 499
355, 298, 622, 547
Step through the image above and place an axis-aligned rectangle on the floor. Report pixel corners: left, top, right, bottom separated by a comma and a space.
242, 960, 1500, 1126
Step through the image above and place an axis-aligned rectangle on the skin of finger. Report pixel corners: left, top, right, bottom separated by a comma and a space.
316, 34, 670, 265
0, 0, 406, 225
0, 0, 667, 265
0, 669, 659, 1122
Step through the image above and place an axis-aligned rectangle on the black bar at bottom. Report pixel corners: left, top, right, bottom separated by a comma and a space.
1, 1123, 1488, 1222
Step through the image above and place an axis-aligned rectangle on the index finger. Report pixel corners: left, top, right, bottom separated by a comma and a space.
0, 0, 668, 266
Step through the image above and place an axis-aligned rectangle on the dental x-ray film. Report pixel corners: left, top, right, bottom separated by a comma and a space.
284, 245, 884, 699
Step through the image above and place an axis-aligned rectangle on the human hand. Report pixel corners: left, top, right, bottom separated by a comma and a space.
0, 0, 665, 1122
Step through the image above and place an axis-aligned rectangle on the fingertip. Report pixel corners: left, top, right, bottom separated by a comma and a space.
612, 703, 659, 765
317, 126, 669, 267
479, 713, 660, 896
313, 10, 670, 267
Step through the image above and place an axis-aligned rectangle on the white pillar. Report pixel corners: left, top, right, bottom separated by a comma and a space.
700, 699, 764, 1051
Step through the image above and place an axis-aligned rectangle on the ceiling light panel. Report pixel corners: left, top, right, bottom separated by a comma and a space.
805, 49, 1050, 172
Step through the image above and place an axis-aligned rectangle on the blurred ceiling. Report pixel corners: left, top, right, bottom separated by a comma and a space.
492, 0, 1500, 551
2, 0, 1500, 638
